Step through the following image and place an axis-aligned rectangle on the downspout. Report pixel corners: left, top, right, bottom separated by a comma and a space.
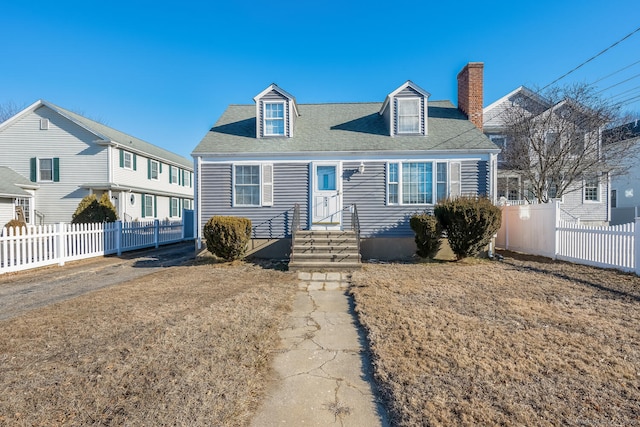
195, 156, 202, 250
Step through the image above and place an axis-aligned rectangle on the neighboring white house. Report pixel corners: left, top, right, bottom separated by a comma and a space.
0, 100, 194, 226
483, 86, 610, 224
609, 120, 640, 225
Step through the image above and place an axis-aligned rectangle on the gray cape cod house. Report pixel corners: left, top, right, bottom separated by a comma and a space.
192, 63, 499, 261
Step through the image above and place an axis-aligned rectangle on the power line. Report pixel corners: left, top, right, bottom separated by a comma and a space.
596, 72, 640, 94
591, 59, 640, 85
541, 25, 640, 91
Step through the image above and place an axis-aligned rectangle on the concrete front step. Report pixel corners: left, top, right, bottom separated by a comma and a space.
290, 230, 361, 271
289, 261, 362, 272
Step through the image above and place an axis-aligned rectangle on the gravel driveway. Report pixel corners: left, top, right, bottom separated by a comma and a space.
0, 241, 195, 320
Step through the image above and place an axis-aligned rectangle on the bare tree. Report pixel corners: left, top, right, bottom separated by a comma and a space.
0, 100, 24, 124
500, 83, 637, 203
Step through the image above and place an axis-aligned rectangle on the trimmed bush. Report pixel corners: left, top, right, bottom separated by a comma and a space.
434, 196, 501, 260
3, 219, 27, 235
409, 213, 442, 259
72, 193, 117, 224
203, 216, 252, 261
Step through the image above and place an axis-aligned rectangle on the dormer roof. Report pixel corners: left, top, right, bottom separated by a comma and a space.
379, 80, 431, 114
253, 83, 299, 117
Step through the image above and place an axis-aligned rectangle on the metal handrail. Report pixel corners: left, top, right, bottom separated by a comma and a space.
351, 204, 361, 257
291, 203, 300, 262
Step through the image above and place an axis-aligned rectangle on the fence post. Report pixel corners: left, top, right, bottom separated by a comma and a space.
635, 217, 640, 276
116, 220, 123, 256
154, 219, 160, 249
56, 222, 66, 266
553, 201, 561, 260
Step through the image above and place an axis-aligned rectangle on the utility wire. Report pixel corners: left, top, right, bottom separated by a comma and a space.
541, 25, 640, 91
591, 59, 640, 85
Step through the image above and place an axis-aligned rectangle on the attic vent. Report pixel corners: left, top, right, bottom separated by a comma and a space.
40, 118, 49, 130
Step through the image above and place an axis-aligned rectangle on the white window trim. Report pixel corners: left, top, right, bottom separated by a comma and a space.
38, 158, 54, 182
123, 151, 133, 170
150, 160, 159, 181
170, 165, 179, 185
583, 176, 601, 203
144, 194, 154, 217
396, 98, 421, 135
170, 197, 180, 217
263, 101, 286, 136
232, 163, 274, 207
387, 161, 461, 206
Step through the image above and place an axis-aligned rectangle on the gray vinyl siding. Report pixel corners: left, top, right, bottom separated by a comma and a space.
0, 106, 106, 223
199, 162, 309, 239
558, 179, 609, 223
343, 159, 489, 238
461, 160, 488, 196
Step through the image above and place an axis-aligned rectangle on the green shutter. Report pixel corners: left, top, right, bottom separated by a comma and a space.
169, 166, 172, 183
159, 163, 163, 174
53, 158, 60, 182
154, 195, 157, 217
133, 154, 137, 171
30, 158, 37, 182
179, 199, 182, 217
119, 149, 124, 168
141, 193, 146, 218
147, 159, 151, 179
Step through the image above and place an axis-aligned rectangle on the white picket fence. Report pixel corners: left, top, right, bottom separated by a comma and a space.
1, 219, 189, 275
496, 201, 640, 274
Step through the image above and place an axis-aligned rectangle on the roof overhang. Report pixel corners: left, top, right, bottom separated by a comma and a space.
79, 183, 194, 199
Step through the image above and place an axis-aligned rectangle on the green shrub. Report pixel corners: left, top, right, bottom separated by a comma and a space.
3, 219, 27, 235
203, 216, 252, 261
72, 193, 117, 224
434, 196, 501, 260
409, 213, 442, 259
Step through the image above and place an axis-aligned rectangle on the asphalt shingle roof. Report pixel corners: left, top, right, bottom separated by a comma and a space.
0, 167, 33, 197
46, 102, 193, 169
193, 100, 497, 156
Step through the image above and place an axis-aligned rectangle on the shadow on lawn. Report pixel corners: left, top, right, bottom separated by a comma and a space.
498, 250, 640, 303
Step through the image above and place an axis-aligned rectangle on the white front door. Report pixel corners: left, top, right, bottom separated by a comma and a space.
311, 162, 342, 229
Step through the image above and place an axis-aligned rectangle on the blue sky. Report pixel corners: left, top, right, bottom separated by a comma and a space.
1, 0, 639, 159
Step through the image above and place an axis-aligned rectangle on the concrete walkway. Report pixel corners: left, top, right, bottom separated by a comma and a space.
251, 272, 389, 426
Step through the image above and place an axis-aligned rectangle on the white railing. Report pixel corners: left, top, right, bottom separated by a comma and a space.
1, 219, 190, 275
496, 201, 640, 275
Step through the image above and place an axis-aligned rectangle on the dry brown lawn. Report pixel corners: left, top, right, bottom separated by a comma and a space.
351, 253, 640, 426
0, 260, 296, 426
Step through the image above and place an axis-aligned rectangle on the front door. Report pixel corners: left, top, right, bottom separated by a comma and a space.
311, 162, 342, 229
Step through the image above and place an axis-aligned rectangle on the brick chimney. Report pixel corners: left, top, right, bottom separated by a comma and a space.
457, 62, 484, 131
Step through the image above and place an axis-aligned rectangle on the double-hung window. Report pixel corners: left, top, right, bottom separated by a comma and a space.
149, 160, 159, 180
182, 170, 191, 187
123, 152, 132, 169
264, 102, 285, 136
234, 165, 261, 206
170, 197, 180, 217
233, 164, 274, 207
170, 166, 179, 184
143, 194, 155, 218
397, 98, 420, 134
39, 158, 54, 182
388, 161, 460, 205
584, 175, 600, 202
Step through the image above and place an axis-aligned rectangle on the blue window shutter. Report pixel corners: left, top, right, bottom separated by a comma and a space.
141, 193, 146, 218
133, 154, 137, 171
147, 159, 151, 179
53, 158, 60, 182
119, 149, 124, 168
30, 158, 37, 182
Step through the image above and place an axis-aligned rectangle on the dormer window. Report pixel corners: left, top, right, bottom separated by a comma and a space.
397, 98, 420, 133
379, 80, 430, 137
264, 102, 285, 136
254, 84, 299, 139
